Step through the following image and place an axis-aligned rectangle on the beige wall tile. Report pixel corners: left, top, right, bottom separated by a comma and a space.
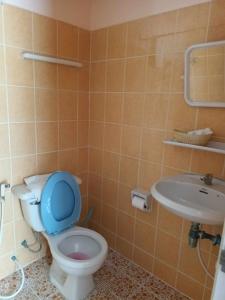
89, 148, 103, 175
4, 5, 32, 49
8, 87, 34, 122
153, 259, 177, 287
167, 94, 197, 131
6, 46, 33, 86
143, 94, 169, 129
175, 28, 206, 53
151, 11, 177, 37
158, 205, 183, 238
127, 18, 149, 57
35, 62, 57, 89
78, 148, 89, 172
118, 184, 135, 216
133, 247, 153, 273
88, 197, 102, 223
88, 173, 102, 199
104, 124, 121, 153
176, 273, 204, 300
10, 123, 35, 156
115, 237, 133, 260
90, 62, 106, 92
102, 204, 117, 232
136, 197, 158, 227
89, 121, 104, 148
197, 108, 225, 138
0, 6, 2, 44
59, 91, 77, 121
121, 125, 141, 157
164, 145, 191, 171
139, 161, 161, 190
0, 46, 5, 84
145, 54, 173, 93
78, 65, 90, 91
125, 57, 146, 92
37, 152, 58, 174
12, 155, 36, 185
58, 65, 78, 90
209, 0, 225, 27
134, 220, 155, 255
123, 94, 145, 126
91, 28, 107, 61
102, 178, 118, 208
108, 24, 127, 59
0, 86, 7, 122
78, 121, 89, 147
190, 151, 225, 177
179, 242, 208, 284
78, 29, 90, 61
0, 159, 10, 183
78, 93, 89, 121
107, 60, 125, 92
58, 21, 78, 59
103, 151, 120, 181
141, 129, 164, 163
0, 253, 16, 280
90, 93, 105, 121
58, 149, 77, 173
177, 3, 210, 32
0, 223, 14, 256
36, 89, 57, 121
33, 14, 57, 55
119, 156, 138, 187
59, 121, 76, 150
155, 230, 180, 267
117, 211, 134, 243
105, 93, 123, 123
36, 122, 58, 153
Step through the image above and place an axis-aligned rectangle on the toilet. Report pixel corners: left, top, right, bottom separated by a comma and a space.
12, 171, 108, 300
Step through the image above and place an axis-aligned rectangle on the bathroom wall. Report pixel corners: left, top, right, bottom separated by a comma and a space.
3, 0, 92, 29
90, 0, 211, 30
88, 0, 225, 299
0, 3, 90, 279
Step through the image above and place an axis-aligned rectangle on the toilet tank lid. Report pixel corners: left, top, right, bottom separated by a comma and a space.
12, 174, 82, 202
12, 184, 36, 202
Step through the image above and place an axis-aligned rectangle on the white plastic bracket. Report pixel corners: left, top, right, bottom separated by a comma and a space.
0, 183, 10, 200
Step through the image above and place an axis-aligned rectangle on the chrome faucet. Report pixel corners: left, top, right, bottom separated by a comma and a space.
201, 173, 213, 185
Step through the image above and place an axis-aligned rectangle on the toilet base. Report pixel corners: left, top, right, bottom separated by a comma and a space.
49, 259, 95, 300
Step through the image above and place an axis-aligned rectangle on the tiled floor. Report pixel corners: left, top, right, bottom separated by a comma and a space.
0, 249, 190, 300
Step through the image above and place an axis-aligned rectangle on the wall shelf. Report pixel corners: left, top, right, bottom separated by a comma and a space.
22, 51, 83, 68
164, 139, 225, 155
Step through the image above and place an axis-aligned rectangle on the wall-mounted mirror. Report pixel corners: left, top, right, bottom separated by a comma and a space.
185, 40, 225, 107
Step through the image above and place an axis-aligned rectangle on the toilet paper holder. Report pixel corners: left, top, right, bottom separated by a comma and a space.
131, 188, 151, 212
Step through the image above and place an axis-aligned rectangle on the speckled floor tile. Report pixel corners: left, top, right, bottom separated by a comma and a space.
0, 249, 190, 300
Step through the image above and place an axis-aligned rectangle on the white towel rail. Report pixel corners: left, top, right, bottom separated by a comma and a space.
22, 51, 83, 68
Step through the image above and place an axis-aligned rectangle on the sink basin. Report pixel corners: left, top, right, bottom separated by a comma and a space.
151, 174, 225, 225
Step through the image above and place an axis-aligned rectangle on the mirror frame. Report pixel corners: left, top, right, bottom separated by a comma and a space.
184, 40, 225, 108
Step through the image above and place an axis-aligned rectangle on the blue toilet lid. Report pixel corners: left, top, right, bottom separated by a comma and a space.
40, 171, 81, 235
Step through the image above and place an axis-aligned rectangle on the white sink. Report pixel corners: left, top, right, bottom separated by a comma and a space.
151, 174, 225, 225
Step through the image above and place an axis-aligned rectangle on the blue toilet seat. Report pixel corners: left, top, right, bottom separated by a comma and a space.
40, 172, 81, 235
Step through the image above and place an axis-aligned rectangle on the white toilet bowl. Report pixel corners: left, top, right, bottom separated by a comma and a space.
12, 171, 108, 300
43, 226, 108, 300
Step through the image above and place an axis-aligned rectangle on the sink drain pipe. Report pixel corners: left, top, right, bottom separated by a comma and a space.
189, 222, 221, 280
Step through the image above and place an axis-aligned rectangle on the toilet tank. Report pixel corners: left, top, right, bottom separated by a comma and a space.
12, 184, 45, 232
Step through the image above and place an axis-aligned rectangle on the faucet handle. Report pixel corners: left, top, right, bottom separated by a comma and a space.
201, 173, 213, 185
